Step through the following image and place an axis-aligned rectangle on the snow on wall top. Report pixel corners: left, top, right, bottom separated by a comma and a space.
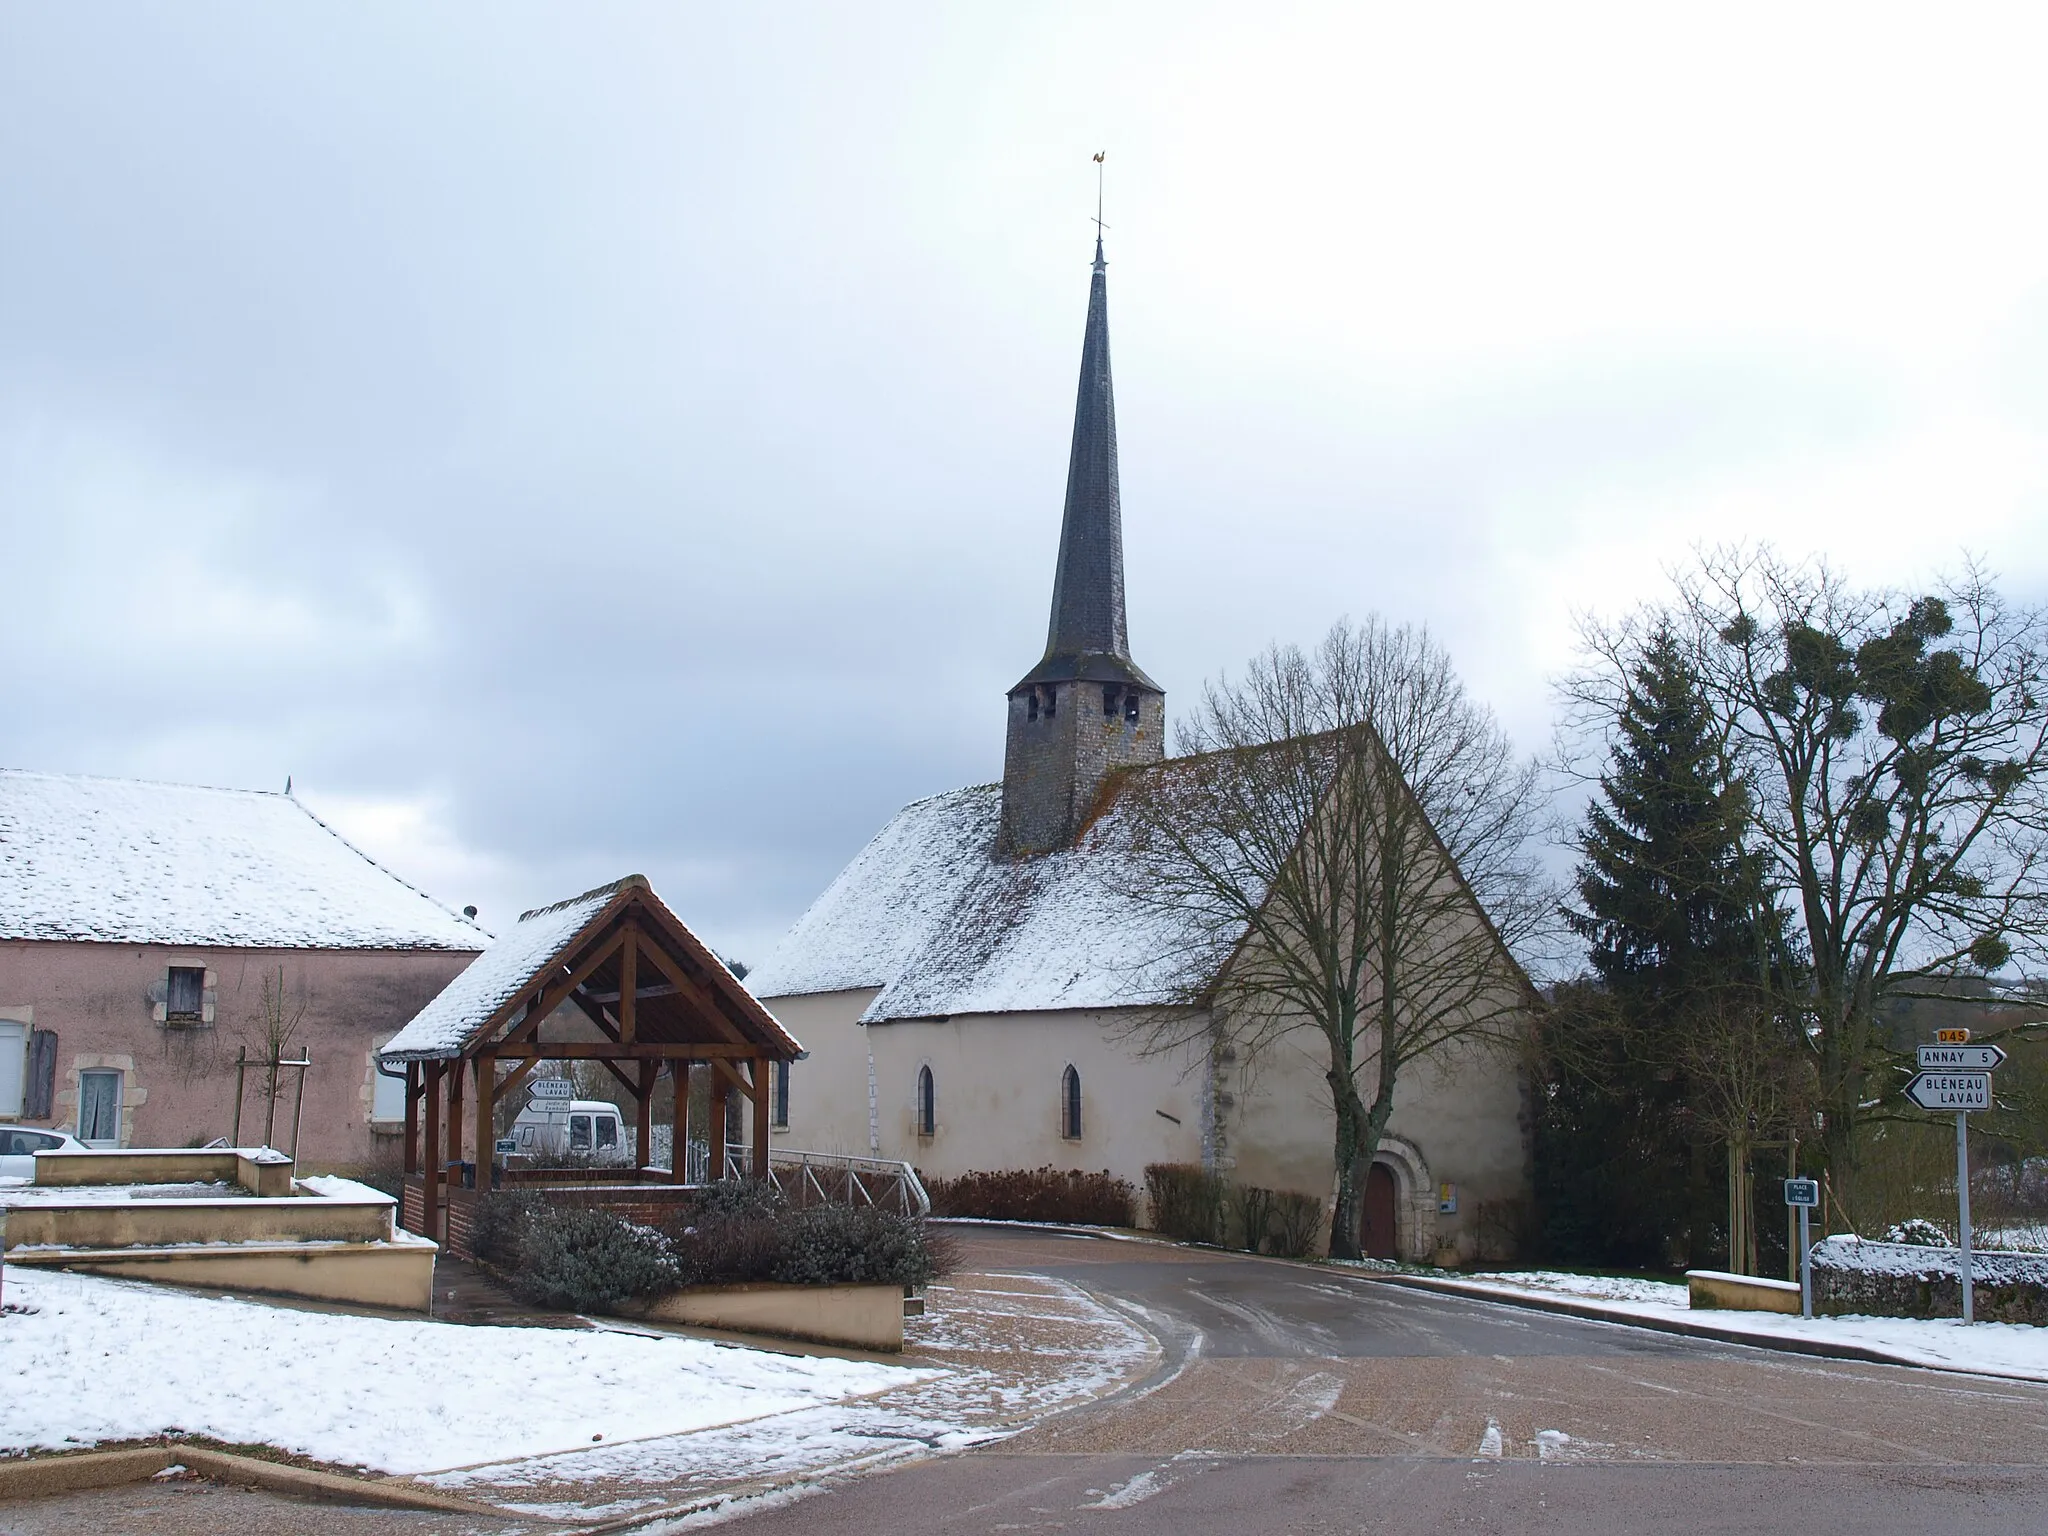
0, 771, 485, 951
745, 782, 1241, 1022
379, 882, 617, 1059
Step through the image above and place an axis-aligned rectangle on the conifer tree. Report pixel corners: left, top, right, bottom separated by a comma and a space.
1541, 629, 1777, 1267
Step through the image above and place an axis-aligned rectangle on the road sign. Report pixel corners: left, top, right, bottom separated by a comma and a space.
1918, 1044, 2007, 1072
529, 1078, 573, 1101
1783, 1178, 1820, 1207
1934, 1027, 1972, 1044
1904, 1071, 1992, 1111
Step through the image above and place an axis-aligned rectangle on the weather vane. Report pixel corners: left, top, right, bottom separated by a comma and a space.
1092, 150, 1108, 244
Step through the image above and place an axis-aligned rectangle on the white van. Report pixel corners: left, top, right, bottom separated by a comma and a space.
508, 1098, 632, 1167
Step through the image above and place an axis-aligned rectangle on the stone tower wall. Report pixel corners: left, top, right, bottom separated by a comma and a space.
1000, 680, 1164, 856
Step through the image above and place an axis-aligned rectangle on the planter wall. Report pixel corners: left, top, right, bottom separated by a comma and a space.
634, 1282, 906, 1352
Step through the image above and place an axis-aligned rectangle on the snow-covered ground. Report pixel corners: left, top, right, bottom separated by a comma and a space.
0, 1268, 930, 1475
1414, 1268, 2048, 1382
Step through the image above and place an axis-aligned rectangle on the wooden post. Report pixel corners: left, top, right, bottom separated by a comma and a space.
750, 1057, 770, 1178
635, 1060, 655, 1176
708, 1071, 728, 1184
671, 1062, 690, 1185
403, 1062, 419, 1176
447, 1058, 465, 1181
474, 1052, 497, 1192
619, 927, 637, 1046
422, 1062, 443, 1241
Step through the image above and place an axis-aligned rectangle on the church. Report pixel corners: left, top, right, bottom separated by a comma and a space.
745, 236, 1532, 1261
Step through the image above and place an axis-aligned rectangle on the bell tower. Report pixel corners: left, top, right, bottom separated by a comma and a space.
998, 234, 1164, 858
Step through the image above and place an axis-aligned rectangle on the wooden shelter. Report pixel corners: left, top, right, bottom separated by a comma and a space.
378, 876, 801, 1246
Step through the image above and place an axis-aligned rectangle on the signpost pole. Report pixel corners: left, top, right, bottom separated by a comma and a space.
1799, 1201, 1812, 1319
1956, 1110, 1974, 1325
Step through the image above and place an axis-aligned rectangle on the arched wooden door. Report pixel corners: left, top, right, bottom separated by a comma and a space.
1360, 1162, 1399, 1259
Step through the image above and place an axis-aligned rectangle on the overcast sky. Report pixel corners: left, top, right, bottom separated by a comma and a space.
6, 5, 2048, 964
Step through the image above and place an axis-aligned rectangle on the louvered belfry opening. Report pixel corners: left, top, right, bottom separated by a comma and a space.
381, 876, 801, 1252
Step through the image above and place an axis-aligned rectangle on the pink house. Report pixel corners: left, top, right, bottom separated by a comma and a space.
0, 771, 485, 1171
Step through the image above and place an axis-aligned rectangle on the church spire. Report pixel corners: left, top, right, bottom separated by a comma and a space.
999, 223, 1165, 859
1016, 229, 1158, 692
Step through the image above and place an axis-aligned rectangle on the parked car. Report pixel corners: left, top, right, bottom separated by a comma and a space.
508, 1099, 632, 1167
0, 1127, 85, 1180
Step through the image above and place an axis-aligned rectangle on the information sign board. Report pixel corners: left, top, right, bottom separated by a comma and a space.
1783, 1178, 1820, 1208
1917, 1044, 2007, 1072
1903, 1071, 1992, 1111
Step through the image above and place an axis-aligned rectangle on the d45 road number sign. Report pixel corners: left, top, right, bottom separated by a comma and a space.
1903, 1072, 1992, 1112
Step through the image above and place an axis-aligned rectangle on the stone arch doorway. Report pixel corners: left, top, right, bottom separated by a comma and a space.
1360, 1161, 1400, 1259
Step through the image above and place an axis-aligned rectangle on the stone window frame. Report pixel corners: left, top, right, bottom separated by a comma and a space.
770, 1059, 790, 1131
915, 1063, 936, 1139
1060, 1063, 1083, 1141
151, 958, 218, 1028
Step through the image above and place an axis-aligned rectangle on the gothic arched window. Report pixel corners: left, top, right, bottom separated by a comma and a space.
1061, 1064, 1082, 1140
916, 1065, 936, 1138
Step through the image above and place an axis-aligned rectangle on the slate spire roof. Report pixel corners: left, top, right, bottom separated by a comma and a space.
1015, 235, 1159, 692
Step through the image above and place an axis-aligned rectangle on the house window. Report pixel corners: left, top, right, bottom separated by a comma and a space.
1102, 685, 1120, 717
916, 1065, 935, 1138
371, 1044, 406, 1124
166, 966, 205, 1022
0, 1022, 25, 1118
78, 1069, 122, 1145
772, 1060, 790, 1129
1062, 1065, 1082, 1140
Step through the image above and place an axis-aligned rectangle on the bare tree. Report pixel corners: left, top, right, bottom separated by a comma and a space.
241, 966, 309, 1149
1566, 549, 2048, 1205
1120, 618, 1551, 1258
1678, 993, 1817, 1273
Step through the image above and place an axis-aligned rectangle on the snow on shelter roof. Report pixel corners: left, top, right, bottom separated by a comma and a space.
382, 875, 802, 1061
744, 781, 1246, 1022
0, 770, 485, 951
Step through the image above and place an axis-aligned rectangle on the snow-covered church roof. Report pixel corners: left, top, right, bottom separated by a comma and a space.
0, 770, 486, 951
744, 780, 1239, 1022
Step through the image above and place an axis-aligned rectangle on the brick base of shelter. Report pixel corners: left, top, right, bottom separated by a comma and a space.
401, 1171, 706, 1261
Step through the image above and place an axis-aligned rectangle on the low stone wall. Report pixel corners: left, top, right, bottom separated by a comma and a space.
634, 1282, 906, 1352
11, 1238, 437, 1311
1685, 1269, 1802, 1314
33, 1148, 294, 1197
1812, 1236, 2048, 1325
3, 1192, 391, 1251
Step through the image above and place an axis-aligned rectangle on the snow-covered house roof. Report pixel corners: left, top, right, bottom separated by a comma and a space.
744, 781, 1240, 1022
0, 770, 485, 951
383, 875, 800, 1062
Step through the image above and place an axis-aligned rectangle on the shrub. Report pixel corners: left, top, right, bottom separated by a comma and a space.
1230, 1183, 1278, 1253
1146, 1163, 1226, 1244
923, 1167, 1137, 1226
1883, 1217, 1951, 1247
470, 1190, 547, 1267
1269, 1191, 1324, 1258
772, 1204, 948, 1289
509, 1207, 682, 1313
663, 1179, 954, 1291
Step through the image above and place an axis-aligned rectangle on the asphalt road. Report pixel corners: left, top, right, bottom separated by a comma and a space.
716, 1227, 2048, 1536
8, 1230, 2044, 1535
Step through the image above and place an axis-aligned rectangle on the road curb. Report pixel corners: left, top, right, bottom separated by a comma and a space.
1333, 1269, 2048, 1384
